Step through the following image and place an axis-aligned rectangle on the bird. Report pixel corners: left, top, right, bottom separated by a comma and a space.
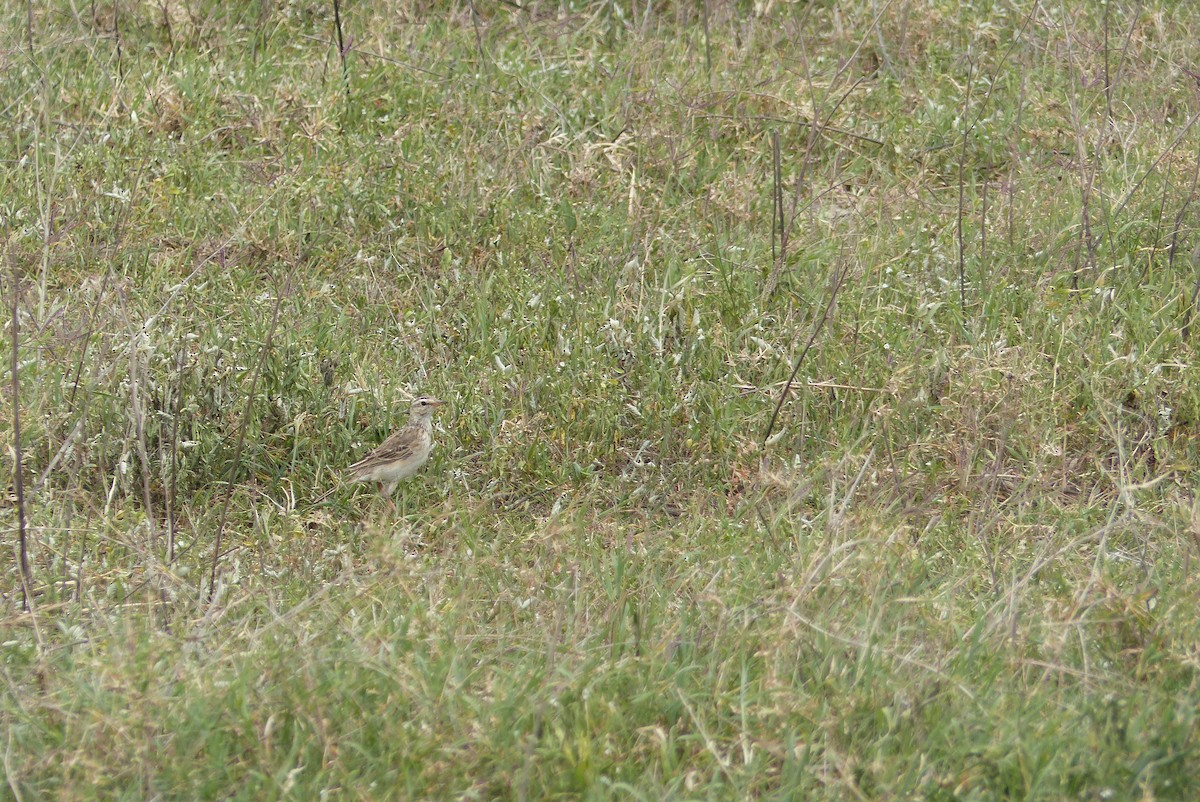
347, 396, 446, 506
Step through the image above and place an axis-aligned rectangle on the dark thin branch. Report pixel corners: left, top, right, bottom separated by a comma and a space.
68, 157, 146, 412
1180, 135, 1200, 342
762, 260, 851, 447
695, 112, 884, 147
1169, 144, 1200, 272
298, 33, 451, 82
772, 131, 782, 267
1147, 156, 1172, 276
207, 285, 285, 602
168, 332, 184, 565
980, 173, 989, 277
964, 1, 1038, 134
467, 0, 489, 77
331, 0, 349, 90
1102, 0, 1112, 127
957, 57, 975, 313
1109, 1, 1141, 125
1112, 108, 1200, 221
762, 41, 868, 301
10, 248, 31, 610
128, 327, 159, 554
1187, 246, 1200, 345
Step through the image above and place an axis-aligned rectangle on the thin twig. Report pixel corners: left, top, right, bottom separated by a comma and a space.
695, 113, 884, 146
956, 56, 975, 313
207, 284, 286, 602
1112, 108, 1200, 221
467, 0, 489, 77
762, 260, 851, 447
169, 332, 184, 565
148, 171, 302, 329
127, 326, 159, 554
771, 131, 781, 267
762, 34, 867, 300
1172, 134, 1200, 339
980, 171, 988, 282
297, 33, 451, 82
9, 245, 31, 610
1147, 155, 1172, 275
331, 0, 349, 92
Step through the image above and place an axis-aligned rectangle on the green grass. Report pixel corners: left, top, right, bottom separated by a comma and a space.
4, 0, 1200, 798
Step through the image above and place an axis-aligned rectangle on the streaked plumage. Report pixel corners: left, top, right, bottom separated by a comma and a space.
348, 396, 446, 496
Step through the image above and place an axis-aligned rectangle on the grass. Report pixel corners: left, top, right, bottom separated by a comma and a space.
4, 0, 1200, 798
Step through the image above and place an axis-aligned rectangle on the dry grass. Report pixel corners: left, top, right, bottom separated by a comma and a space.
3, 1, 1200, 799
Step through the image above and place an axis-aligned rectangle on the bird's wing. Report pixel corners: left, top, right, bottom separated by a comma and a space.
348, 425, 422, 473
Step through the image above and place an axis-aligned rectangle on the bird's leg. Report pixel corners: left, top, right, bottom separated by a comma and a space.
378, 482, 398, 515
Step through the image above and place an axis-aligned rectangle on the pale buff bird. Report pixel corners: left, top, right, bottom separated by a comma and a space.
347, 396, 446, 502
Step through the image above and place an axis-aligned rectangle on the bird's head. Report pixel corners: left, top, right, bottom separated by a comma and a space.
409, 396, 447, 422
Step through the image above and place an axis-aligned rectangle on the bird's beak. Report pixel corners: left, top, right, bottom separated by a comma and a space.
429, 399, 447, 408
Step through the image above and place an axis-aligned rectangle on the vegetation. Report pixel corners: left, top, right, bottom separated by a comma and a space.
4, 1, 1200, 798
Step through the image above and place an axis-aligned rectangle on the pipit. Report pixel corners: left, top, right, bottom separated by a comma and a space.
347, 396, 446, 505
